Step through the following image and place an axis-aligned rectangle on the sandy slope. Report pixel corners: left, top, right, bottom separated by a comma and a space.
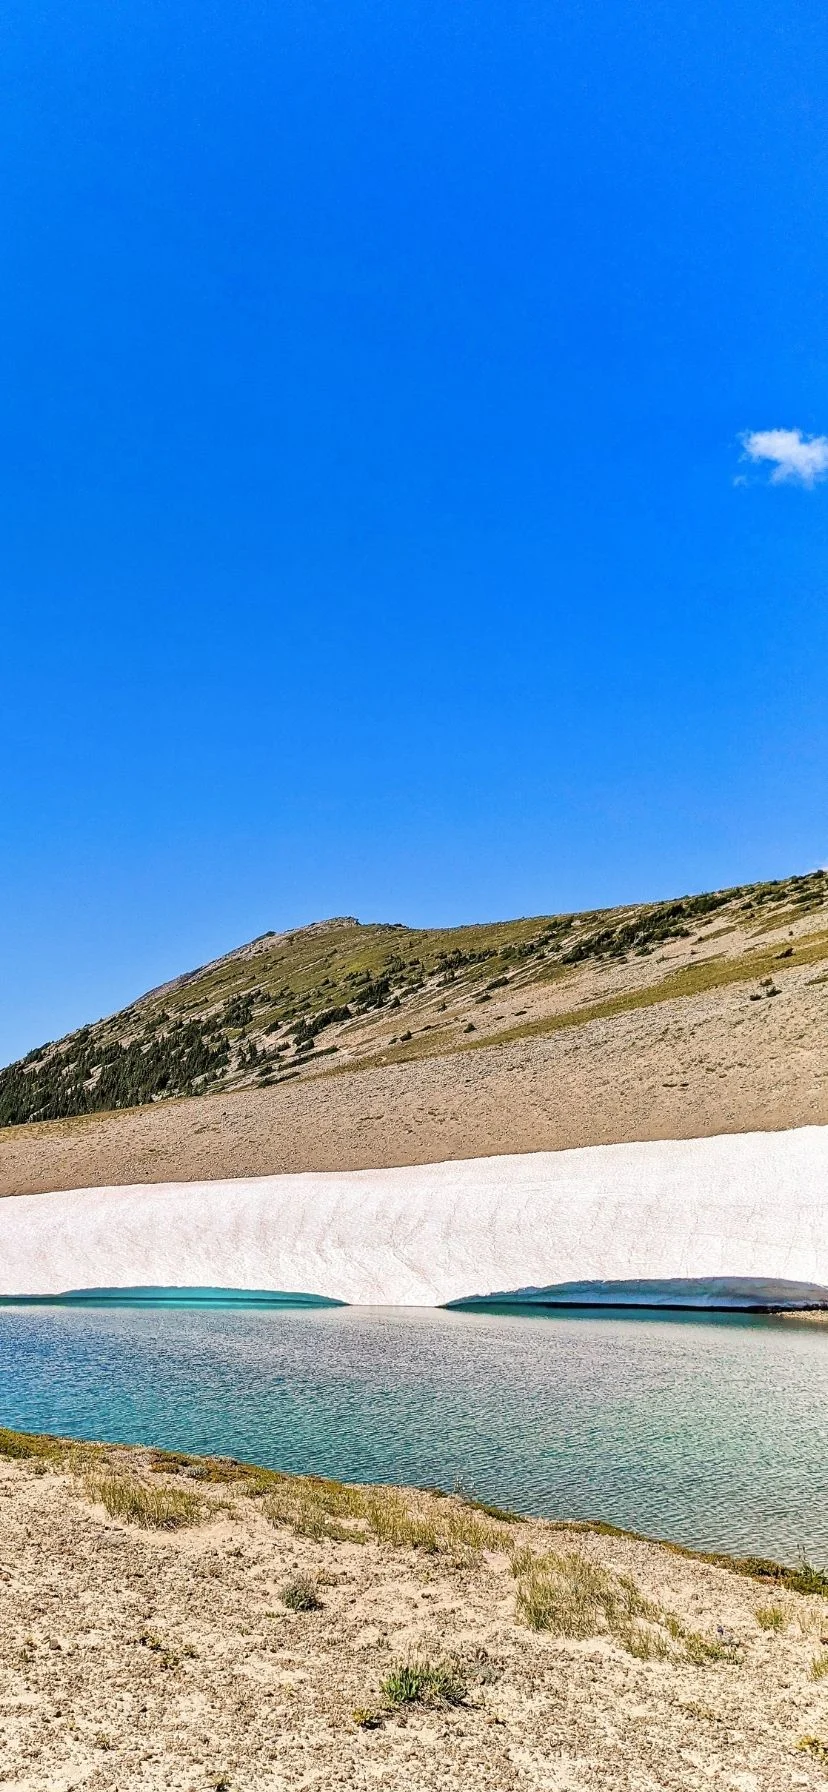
1, 958, 826, 1196
2, 1443, 828, 1791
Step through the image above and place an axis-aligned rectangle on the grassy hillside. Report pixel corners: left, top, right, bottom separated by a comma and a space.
1, 867, 826, 1131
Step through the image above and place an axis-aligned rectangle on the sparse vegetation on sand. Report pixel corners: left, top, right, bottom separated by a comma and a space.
511, 1546, 740, 1663
85, 1469, 204, 1530
3, 1428, 828, 1788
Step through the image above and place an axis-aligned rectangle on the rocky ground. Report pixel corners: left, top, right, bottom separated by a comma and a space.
2, 1433, 828, 1790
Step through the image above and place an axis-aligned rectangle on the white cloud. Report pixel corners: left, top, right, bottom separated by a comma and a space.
740, 427, 828, 487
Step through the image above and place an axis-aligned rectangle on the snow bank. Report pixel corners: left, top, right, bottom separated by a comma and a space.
0, 1126, 827, 1307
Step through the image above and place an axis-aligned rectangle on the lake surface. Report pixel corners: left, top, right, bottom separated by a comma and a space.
2, 1301, 826, 1565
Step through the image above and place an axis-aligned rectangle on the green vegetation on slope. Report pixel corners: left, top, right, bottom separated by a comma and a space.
0, 868, 825, 1128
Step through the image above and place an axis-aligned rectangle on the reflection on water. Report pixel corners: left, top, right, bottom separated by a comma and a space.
1, 1302, 826, 1565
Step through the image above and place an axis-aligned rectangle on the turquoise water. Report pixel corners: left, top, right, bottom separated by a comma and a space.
1, 1301, 826, 1564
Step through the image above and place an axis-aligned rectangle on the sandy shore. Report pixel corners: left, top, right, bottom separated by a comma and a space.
2, 1432, 828, 1790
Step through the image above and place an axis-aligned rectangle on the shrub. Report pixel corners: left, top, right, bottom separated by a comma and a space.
280, 1576, 322, 1612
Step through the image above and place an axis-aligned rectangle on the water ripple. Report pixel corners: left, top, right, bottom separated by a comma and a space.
1, 1303, 826, 1564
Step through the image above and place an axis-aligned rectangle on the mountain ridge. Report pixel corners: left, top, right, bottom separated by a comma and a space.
1, 869, 826, 1164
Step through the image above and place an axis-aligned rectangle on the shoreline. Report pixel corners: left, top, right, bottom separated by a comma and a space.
3, 1425, 826, 1593
2, 1425, 828, 1789
4, 1284, 828, 1314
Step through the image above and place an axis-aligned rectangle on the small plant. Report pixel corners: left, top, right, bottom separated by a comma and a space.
139, 1631, 180, 1669
352, 1706, 383, 1729
280, 1576, 322, 1612
799, 1736, 828, 1764
620, 1623, 669, 1661
787, 1557, 828, 1598
756, 1605, 786, 1631
811, 1652, 828, 1681
86, 1472, 203, 1530
681, 1629, 739, 1666
380, 1657, 466, 1710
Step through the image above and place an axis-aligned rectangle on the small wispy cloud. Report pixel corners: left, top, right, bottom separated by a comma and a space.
740, 427, 828, 487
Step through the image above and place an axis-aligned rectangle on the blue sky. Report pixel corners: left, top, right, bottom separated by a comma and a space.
1, 0, 827, 1063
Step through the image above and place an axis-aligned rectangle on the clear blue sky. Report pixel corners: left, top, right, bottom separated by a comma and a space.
1, 0, 827, 1063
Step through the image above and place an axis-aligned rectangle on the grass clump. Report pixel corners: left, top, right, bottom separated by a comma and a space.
513, 1549, 738, 1665
262, 1474, 510, 1557
279, 1575, 322, 1612
550, 1519, 828, 1603
263, 1475, 365, 1543
86, 1471, 203, 1530
811, 1652, 828, 1681
514, 1548, 657, 1644
755, 1604, 787, 1632
664, 1612, 740, 1664
680, 1629, 739, 1665
365, 1492, 439, 1552
380, 1656, 467, 1710
623, 1623, 670, 1661
785, 1558, 828, 1599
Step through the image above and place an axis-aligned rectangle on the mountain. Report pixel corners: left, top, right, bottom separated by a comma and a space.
1, 867, 826, 1195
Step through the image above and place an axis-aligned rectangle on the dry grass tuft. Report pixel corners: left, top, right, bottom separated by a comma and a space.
512, 1548, 738, 1664
756, 1604, 787, 1632
261, 1474, 510, 1557
513, 1548, 657, 1642
85, 1471, 203, 1530
263, 1476, 365, 1543
799, 1735, 828, 1764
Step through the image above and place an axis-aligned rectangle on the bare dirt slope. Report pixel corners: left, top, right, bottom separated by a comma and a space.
1, 869, 826, 1194
2, 1432, 828, 1791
